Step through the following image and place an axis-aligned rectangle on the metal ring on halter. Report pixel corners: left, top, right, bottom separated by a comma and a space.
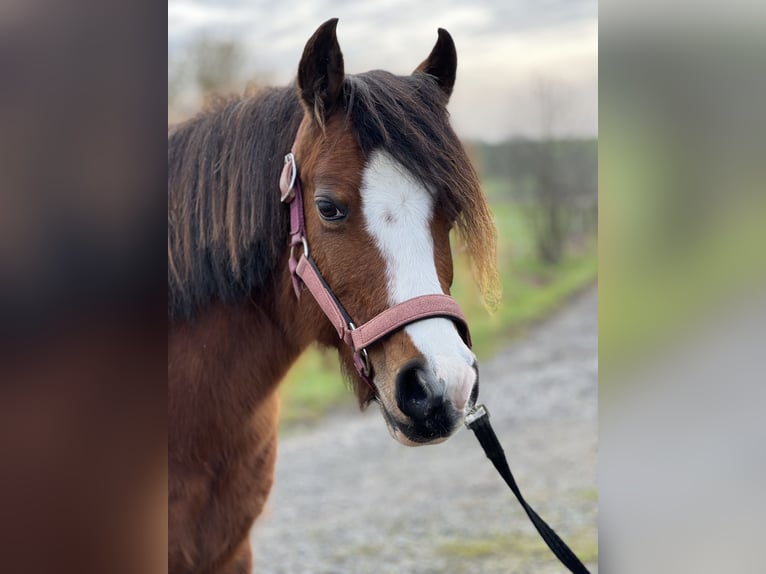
280, 152, 298, 202
358, 347, 371, 377
289, 236, 309, 260
348, 322, 371, 377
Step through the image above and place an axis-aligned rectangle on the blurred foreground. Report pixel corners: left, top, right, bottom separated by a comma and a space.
0, 2, 166, 573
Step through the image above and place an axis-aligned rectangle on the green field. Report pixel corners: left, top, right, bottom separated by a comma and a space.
279, 191, 598, 429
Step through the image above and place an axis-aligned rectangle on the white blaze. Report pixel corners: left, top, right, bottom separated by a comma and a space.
360, 151, 476, 411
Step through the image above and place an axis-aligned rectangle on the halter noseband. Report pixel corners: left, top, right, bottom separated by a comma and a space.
279, 127, 472, 391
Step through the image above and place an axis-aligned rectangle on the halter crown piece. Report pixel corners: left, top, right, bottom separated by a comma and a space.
279, 126, 472, 390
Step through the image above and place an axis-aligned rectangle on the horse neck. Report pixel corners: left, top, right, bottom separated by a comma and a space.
169, 264, 327, 413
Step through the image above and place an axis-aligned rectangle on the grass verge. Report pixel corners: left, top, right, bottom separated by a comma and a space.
438, 528, 598, 565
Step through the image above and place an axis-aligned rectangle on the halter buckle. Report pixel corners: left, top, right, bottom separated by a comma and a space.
280, 152, 298, 203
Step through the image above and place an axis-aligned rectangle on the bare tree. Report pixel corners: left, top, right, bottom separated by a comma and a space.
168, 56, 187, 110
190, 36, 244, 105
168, 36, 275, 125
526, 76, 572, 264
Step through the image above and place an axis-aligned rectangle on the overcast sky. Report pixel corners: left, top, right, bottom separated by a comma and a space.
168, 0, 597, 142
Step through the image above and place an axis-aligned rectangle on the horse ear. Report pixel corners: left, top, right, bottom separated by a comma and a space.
414, 28, 457, 98
298, 18, 345, 125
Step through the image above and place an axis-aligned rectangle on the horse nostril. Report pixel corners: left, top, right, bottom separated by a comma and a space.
396, 359, 440, 420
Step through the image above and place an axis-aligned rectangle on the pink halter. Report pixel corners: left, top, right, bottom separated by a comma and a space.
279, 128, 471, 390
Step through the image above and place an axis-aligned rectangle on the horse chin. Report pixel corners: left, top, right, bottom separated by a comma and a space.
377, 401, 457, 447
389, 424, 450, 447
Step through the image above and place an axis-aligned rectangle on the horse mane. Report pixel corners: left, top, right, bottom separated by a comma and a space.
168, 88, 302, 321
168, 71, 499, 321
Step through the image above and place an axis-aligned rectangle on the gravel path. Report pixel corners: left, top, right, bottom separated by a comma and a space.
251, 288, 598, 573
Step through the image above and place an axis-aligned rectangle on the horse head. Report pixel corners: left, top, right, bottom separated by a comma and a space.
288, 19, 499, 446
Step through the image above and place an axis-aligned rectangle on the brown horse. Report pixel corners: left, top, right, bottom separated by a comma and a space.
168, 18, 498, 574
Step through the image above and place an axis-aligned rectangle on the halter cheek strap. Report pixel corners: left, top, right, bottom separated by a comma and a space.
279, 149, 307, 297
279, 137, 472, 390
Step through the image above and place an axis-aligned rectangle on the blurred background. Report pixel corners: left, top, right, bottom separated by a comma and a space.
167, 0, 599, 427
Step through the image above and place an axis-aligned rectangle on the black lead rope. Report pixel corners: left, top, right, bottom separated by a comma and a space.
465, 405, 591, 574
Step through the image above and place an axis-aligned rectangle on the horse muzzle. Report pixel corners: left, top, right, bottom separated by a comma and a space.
381, 358, 479, 446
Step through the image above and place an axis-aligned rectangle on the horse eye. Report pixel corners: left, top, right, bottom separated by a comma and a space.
315, 199, 347, 222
